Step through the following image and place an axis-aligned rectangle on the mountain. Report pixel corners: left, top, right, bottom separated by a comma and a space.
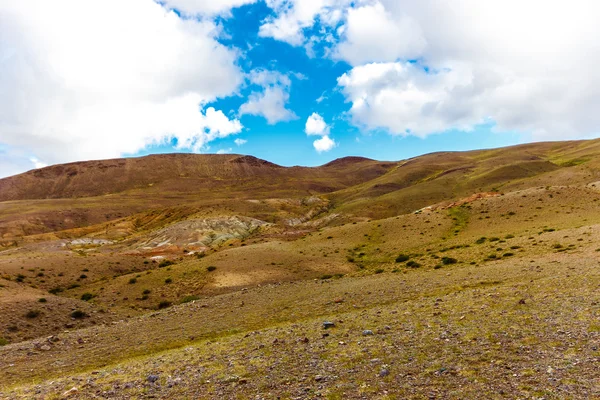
1, 139, 600, 398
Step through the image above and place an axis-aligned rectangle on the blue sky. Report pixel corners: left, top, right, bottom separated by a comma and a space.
1, 1, 598, 176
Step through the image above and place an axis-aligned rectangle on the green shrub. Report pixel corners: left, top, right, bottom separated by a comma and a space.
181, 295, 200, 303
375, 269, 385, 274
0, 337, 8, 346
38, 298, 47, 303
441, 257, 458, 265
395, 254, 410, 263
207, 266, 217, 272
128, 278, 137, 284
25, 310, 40, 319
406, 261, 421, 268
158, 301, 172, 309
165, 278, 172, 284
158, 260, 174, 268
81, 293, 95, 301
142, 289, 151, 295
71, 310, 88, 319
475, 237, 487, 244
49, 287, 63, 295
320, 274, 333, 279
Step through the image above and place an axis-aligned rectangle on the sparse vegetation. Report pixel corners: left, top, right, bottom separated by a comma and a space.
81, 293, 95, 301
25, 310, 40, 319
70, 310, 88, 319
395, 254, 410, 262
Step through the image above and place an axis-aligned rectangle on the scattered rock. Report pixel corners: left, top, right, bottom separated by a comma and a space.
147, 374, 159, 383
322, 321, 335, 329
314, 375, 324, 382
62, 387, 79, 397
379, 368, 390, 377
40, 345, 51, 351
518, 299, 526, 305
362, 330, 374, 336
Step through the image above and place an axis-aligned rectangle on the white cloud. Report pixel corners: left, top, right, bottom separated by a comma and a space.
159, 0, 257, 16
313, 135, 336, 152
305, 112, 336, 152
335, 2, 425, 66
216, 148, 233, 154
305, 112, 330, 136
0, 0, 244, 177
234, 138, 247, 146
259, 0, 351, 45
239, 69, 297, 124
29, 157, 47, 169
259, 0, 600, 140
334, 0, 600, 139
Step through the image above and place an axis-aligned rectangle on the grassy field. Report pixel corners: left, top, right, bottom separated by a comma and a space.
1, 140, 600, 398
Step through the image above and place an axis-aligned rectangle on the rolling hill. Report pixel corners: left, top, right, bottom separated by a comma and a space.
1, 139, 600, 398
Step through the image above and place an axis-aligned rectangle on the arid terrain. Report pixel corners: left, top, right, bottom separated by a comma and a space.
1, 140, 600, 399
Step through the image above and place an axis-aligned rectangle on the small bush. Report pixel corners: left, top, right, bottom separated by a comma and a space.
0, 337, 8, 346
158, 260, 174, 268
475, 237, 487, 244
81, 293, 95, 301
68, 283, 80, 289
320, 274, 333, 280
503, 252, 514, 257
38, 298, 47, 303
49, 287, 63, 294
181, 295, 200, 303
207, 266, 217, 272
158, 301, 172, 309
128, 278, 137, 284
374, 269, 385, 274
165, 278, 172, 284
142, 289, 151, 295
79, 274, 87, 279
15, 274, 25, 283
25, 310, 40, 319
434, 264, 442, 269
395, 254, 410, 263
71, 310, 88, 319
441, 257, 458, 265
406, 261, 421, 268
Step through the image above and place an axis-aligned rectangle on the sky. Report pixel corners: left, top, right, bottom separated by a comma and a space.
1, 0, 600, 178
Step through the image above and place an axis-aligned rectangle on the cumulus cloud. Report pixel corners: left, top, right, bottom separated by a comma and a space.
29, 157, 47, 169
216, 148, 233, 154
259, 0, 350, 45
305, 113, 336, 152
0, 0, 244, 177
159, 0, 258, 16
335, 2, 425, 66
313, 135, 336, 153
239, 70, 297, 124
234, 138, 248, 146
261, 0, 600, 140
305, 113, 330, 136
335, 0, 600, 139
